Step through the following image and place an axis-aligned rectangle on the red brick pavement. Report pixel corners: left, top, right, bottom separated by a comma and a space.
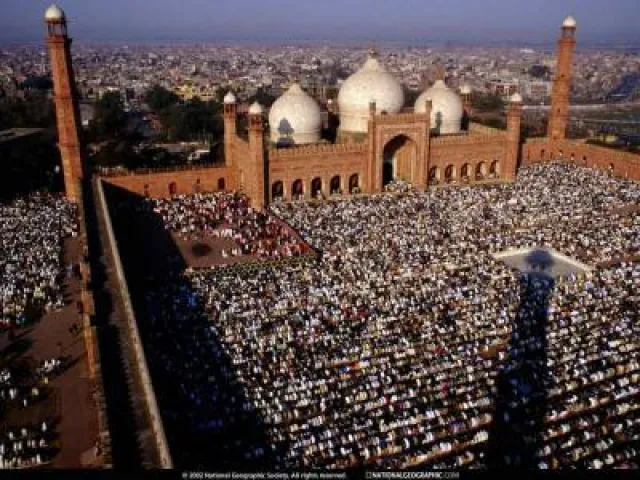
0, 237, 100, 468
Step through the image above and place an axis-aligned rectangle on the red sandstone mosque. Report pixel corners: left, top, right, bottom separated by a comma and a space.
44, 5, 640, 207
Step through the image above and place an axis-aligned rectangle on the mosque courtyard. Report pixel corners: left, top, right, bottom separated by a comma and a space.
102, 162, 640, 470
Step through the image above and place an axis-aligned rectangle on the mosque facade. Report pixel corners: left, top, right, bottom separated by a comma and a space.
44, 6, 640, 206
222, 51, 522, 208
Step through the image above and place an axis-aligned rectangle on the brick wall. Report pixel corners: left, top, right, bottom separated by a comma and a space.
99, 166, 236, 198
429, 134, 512, 182
269, 147, 369, 198
522, 139, 640, 180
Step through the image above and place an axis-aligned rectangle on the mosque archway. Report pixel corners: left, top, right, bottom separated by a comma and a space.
428, 166, 441, 185
311, 177, 323, 199
292, 179, 304, 200
330, 175, 341, 195
382, 135, 417, 187
349, 174, 360, 194
445, 165, 456, 183
218, 178, 226, 191
272, 181, 284, 202
490, 160, 500, 178
169, 182, 177, 196
476, 162, 487, 180
461, 163, 471, 180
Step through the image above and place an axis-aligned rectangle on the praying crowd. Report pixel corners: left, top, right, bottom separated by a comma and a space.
146, 192, 308, 259
0, 358, 62, 469
132, 163, 638, 469
0, 193, 78, 331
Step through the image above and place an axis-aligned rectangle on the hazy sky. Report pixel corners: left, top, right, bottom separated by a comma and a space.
1, 0, 639, 44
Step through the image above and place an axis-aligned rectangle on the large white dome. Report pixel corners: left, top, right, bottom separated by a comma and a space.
269, 83, 322, 145
415, 80, 464, 135
337, 53, 404, 134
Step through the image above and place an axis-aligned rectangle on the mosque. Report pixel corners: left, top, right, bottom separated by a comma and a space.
44, 5, 640, 207
221, 48, 522, 207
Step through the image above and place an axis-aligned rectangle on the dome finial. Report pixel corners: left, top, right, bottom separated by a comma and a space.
223, 91, 236, 105
435, 65, 445, 82
563, 15, 577, 28
248, 101, 263, 115
45, 4, 65, 22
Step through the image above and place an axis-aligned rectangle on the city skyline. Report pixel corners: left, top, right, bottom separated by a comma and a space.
1, 0, 639, 45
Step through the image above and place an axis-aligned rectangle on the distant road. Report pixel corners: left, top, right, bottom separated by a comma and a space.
523, 102, 640, 111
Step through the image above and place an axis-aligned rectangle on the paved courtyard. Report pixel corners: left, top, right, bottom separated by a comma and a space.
492, 247, 593, 279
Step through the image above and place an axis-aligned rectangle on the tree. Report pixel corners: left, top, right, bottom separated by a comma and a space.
20, 75, 54, 91
528, 65, 551, 79
158, 98, 223, 142
0, 91, 55, 131
145, 85, 180, 112
91, 91, 126, 140
248, 88, 276, 108
472, 92, 505, 112
404, 87, 421, 108
0, 134, 62, 200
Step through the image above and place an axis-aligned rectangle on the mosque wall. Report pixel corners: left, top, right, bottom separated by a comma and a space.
429, 134, 512, 182
522, 139, 640, 181
268, 143, 369, 199
99, 165, 236, 199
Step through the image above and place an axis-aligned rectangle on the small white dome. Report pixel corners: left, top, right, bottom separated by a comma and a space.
223, 91, 237, 104
248, 101, 263, 115
460, 84, 472, 95
563, 15, 577, 28
269, 83, 322, 145
510, 92, 523, 103
337, 53, 404, 133
415, 80, 464, 134
45, 4, 65, 21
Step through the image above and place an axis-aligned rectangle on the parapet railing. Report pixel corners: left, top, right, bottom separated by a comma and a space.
269, 142, 368, 157
95, 178, 173, 469
95, 163, 226, 177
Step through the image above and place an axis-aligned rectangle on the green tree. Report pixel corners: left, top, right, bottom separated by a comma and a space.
159, 98, 223, 142
472, 92, 505, 112
0, 134, 62, 200
144, 85, 180, 112
91, 91, 126, 140
0, 91, 55, 130
248, 88, 276, 108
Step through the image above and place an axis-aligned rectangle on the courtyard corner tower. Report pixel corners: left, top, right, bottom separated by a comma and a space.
547, 16, 577, 141
45, 4, 85, 201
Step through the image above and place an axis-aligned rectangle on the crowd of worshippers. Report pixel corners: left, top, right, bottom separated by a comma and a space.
136, 163, 638, 469
0, 359, 61, 469
0, 194, 78, 331
144, 192, 308, 259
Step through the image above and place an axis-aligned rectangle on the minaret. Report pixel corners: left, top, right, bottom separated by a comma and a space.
246, 102, 266, 209
460, 85, 472, 115
547, 16, 577, 141
223, 91, 237, 167
45, 4, 85, 201
506, 93, 523, 181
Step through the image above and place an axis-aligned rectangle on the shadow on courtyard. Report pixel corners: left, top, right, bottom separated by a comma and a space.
103, 183, 285, 470
487, 249, 555, 469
